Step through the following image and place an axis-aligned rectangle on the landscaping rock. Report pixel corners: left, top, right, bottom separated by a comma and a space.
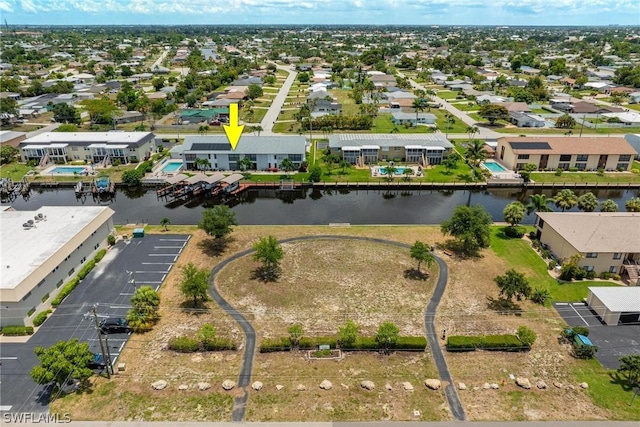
516, 377, 531, 389
472, 386, 480, 391
553, 381, 563, 389
178, 384, 188, 391
579, 382, 589, 389
458, 383, 467, 390
197, 382, 210, 391
568, 384, 575, 390
482, 382, 491, 390
252, 381, 263, 391
361, 380, 375, 390
319, 380, 333, 390
222, 380, 236, 391
402, 382, 414, 391
490, 383, 499, 390
341, 383, 349, 390
424, 379, 441, 390
536, 380, 547, 390
385, 383, 393, 391
296, 384, 306, 391
151, 380, 167, 390
276, 385, 284, 391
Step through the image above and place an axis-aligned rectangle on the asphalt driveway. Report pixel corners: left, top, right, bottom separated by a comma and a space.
0, 234, 189, 414
554, 302, 640, 370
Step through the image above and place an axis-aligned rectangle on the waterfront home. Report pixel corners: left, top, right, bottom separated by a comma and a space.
391, 112, 436, 127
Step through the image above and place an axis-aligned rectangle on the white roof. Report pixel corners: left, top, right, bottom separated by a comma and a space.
588, 287, 640, 312
0, 206, 114, 291
49, 143, 68, 148
361, 145, 380, 149
23, 132, 153, 144
602, 112, 640, 123
22, 145, 48, 149
341, 146, 362, 151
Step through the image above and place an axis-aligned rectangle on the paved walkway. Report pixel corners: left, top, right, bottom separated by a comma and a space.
207, 235, 463, 422
260, 63, 297, 135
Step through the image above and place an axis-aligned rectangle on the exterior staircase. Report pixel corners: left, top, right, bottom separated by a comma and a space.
622, 259, 639, 285
38, 154, 49, 167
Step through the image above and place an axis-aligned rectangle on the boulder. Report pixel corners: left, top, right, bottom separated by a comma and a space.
424, 379, 441, 390
402, 382, 414, 391
553, 381, 563, 389
361, 380, 375, 391
472, 386, 480, 391
579, 382, 589, 389
151, 380, 167, 390
482, 382, 491, 390
319, 380, 333, 390
197, 382, 210, 391
567, 384, 575, 390
536, 380, 547, 390
276, 384, 284, 391
385, 383, 393, 391
222, 380, 236, 391
178, 384, 188, 391
516, 378, 531, 389
252, 381, 263, 391
296, 384, 306, 391
458, 383, 467, 390
490, 383, 499, 390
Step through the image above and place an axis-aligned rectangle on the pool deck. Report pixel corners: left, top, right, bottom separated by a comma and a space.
371, 165, 423, 178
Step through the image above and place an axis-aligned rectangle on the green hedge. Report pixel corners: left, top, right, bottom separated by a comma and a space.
446, 334, 528, 352
168, 336, 200, 353
94, 249, 107, 263
260, 337, 292, 353
33, 310, 53, 327
169, 336, 238, 352
1, 325, 34, 336
77, 260, 96, 280
51, 278, 79, 307
260, 335, 427, 353
202, 338, 237, 351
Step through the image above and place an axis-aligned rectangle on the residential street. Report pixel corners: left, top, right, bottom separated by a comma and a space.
260, 63, 297, 135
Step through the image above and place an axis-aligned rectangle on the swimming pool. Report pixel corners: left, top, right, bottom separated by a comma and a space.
50, 166, 88, 175
379, 166, 409, 175
483, 161, 509, 173
162, 161, 183, 173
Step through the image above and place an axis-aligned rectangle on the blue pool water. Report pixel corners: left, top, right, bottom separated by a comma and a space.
162, 161, 183, 173
379, 167, 408, 175
483, 161, 509, 173
51, 166, 87, 174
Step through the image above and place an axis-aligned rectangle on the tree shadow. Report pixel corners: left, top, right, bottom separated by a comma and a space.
438, 240, 483, 259
456, 172, 473, 182
179, 299, 211, 314
251, 266, 281, 283
403, 268, 430, 281
608, 371, 636, 392
198, 236, 234, 257
486, 296, 523, 316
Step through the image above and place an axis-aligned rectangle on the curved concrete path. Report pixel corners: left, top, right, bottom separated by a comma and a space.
208, 235, 464, 422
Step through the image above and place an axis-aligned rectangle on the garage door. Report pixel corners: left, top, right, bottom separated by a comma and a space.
619, 312, 640, 325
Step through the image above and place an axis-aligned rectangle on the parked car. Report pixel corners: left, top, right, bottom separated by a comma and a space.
99, 317, 130, 334
209, 120, 221, 126
88, 353, 107, 370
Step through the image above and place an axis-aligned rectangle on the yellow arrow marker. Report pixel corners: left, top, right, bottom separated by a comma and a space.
223, 103, 244, 150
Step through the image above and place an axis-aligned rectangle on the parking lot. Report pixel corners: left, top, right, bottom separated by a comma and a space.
0, 234, 189, 414
554, 302, 640, 370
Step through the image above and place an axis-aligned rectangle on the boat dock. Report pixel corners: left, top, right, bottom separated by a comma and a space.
0, 178, 30, 201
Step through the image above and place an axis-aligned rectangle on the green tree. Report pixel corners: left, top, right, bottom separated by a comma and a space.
559, 254, 583, 281
280, 158, 295, 175
478, 104, 509, 125
494, 269, 531, 301
308, 164, 322, 182
531, 287, 551, 305
410, 241, 434, 274
375, 321, 400, 351
160, 217, 170, 231
253, 235, 284, 281
127, 286, 160, 332
30, 339, 94, 392
185, 94, 198, 108
555, 114, 576, 129
198, 205, 238, 240
152, 76, 165, 92
516, 326, 537, 347
411, 98, 426, 125
247, 84, 263, 100
441, 153, 460, 174
121, 169, 143, 186
617, 355, 640, 387
288, 323, 304, 348
338, 319, 359, 348
82, 98, 119, 124
52, 103, 81, 124
464, 139, 487, 178
553, 189, 578, 212
600, 199, 619, 212
297, 72, 310, 83
466, 125, 479, 143
0, 145, 19, 165
625, 197, 640, 212
441, 205, 492, 255
239, 157, 254, 171
526, 193, 552, 215
194, 157, 211, 171
55, 124, 79, 132
0, 97, 18, 116
577, 192, 598, 212
503, 201, 525, 227
179, 262, 209, 308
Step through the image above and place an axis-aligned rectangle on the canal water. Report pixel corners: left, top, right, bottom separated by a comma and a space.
3, 187, 638, 226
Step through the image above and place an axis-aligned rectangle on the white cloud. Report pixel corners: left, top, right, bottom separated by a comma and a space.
0, 0, 13, 12
20, 0, 38, 13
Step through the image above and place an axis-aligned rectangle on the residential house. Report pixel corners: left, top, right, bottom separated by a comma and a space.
552, 101, 623, 115
535, 212, 640, 283
180, 108, 228, 124
495, 136, 636, 171
180, 135, 306, 171
520, 66, 541, 75
230, 76, 262, 87
19, 132, 155, 165
623, 134, 640, 159
391, 112, 436, 127
495, 102, 531, 113
509, 112, 545, 128
113, 111, 145, 125
0, 130, 27, 148
328, 134, 453, 166
628, 92, 640, 104
201, 48, 219, 61
310, 99, 341, 118
602, 112, 640, 127
368, 73, 397, 88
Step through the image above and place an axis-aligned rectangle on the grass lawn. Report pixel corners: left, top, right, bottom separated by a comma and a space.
626, 104, 640, 112
450, 102, 479, 112
330, 88, 359, 115
435, 90, 458, 100
530, 171, 640, 183
432, 109, 468, 134
0, 162, 33, 181
371, 114, 435, 134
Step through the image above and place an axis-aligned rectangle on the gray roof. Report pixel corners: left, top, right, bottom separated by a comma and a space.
537, 212, 640, 253
329, 133, 453, 149
588, 287, 640, 312
0, 130, 26, 143
182, 135, 306, 154
20, 132, 155, 148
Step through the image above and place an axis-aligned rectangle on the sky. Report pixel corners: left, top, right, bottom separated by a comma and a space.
0, 0, 638, 26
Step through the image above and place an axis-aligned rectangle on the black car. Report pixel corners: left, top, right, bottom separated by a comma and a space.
88, 353, 106, 370
99, 317, 130, 334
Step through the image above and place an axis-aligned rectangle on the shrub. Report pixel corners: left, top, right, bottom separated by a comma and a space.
585, 270, 596, 280
528, 231, 537, 240
574, 343, 598, 359
504, 226, 525, 238
554, 168, 563, 176
562, 326, 589, 340
531, 287, 551, 305
312, 349, 333, 357
599, 271, 612, 280
298, 337, 314, 349
1, 325, 34, 336
94, 249, 107, 263
597, 167, 605, 176
568, 167, 578, 172
202, 338, 237, 351
393, 336, 427, 350
446, 336, 482, 351
33, 310, 52, 327
574, 268, 587, 280
446, 334, 527, 352
612, 274, 621, 281
77, 259, 96, 280
548, 260, 558, 270
27, 307, 36, 317
315, 336, 338, 348
51, 278, 80, 307
107, 235, 116, 246
168, 336, 200, 353
259, 338, 291, 353
516, 326, 537, 347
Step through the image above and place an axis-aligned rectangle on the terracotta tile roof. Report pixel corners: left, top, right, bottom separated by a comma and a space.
500, 136, 636, 155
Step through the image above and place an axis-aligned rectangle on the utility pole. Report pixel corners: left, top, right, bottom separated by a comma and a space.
92, 306, 111, 378
104, 336, 114, 376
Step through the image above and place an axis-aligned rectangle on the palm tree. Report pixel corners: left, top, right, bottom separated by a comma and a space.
553, 189, 578, 212
280, 158, 295, 176
411, 98, 426, 126
600, 199, 618, 212
466, 125, 479, 143
626, 197, 640, 212
577, 192, 598, 212
198, 125, 210, 135
526, 193, 552, 215
160, 217, 170, 231
194, 157, 210, 172
253, 125, 263, 136
464, 139, 487, 179
402, 168, 414, 182
385, 165, 397, 181
238, 157, 254, 171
